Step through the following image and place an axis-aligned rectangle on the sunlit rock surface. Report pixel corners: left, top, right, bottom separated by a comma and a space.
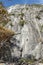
6, 5, 43, 60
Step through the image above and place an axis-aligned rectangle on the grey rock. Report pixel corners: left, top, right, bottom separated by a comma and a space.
5, 5, 43, 60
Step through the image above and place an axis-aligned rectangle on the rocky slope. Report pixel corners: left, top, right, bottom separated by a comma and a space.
5, 4, 43, 61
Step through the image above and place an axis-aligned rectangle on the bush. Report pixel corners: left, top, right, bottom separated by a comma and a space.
26, 7, 28, 10
36, 15, 41, 20
19, 13, 24, 17
19, 20, 26, 27
19, 58, 35, 64
0, 3, 10, 26
40, 10, 43, 12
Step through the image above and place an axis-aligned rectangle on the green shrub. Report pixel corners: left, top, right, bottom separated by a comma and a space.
19, 58, 35, 64
19, 13, 24, 17
10, 23, 13, 27
19, 20, 26, 26
26, 7, 28, 10
0, 3, 10, 26
20, 17, 23, 20
36, 15, 41, 20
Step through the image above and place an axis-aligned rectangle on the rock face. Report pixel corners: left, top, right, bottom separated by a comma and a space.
6, 4, 43, 60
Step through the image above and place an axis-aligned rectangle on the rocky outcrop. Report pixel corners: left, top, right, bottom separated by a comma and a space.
5, 4, 43, 60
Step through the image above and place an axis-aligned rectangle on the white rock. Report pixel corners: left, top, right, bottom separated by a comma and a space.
7, 5, 43, 59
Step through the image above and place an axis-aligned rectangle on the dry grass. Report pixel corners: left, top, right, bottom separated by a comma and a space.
0, 26, 15, 43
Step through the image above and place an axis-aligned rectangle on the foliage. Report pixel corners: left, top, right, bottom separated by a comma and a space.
10, 23, 13, 27
19, 13, 24, 17
32, 4, 43, 7
26, 7, 28, 10
36, 15, 41, 20
0, 26, 15, 62
0, 43, 11, 62
19, 58, 35, 64
19, 12, 26, 26
0, 3, 10, 26
40, 10, 43, 12
19, 20, 26, 27
40, 25, 43, 32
